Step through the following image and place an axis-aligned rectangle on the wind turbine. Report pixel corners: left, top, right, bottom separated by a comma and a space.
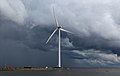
46, 6, 72, 68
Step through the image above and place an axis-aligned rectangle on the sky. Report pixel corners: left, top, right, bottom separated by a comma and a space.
0, 0, 120, 67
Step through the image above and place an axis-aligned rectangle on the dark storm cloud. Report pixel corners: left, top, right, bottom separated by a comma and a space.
0, 20, 58, 67
1, 0, 120, 67
0, 19, 73, 67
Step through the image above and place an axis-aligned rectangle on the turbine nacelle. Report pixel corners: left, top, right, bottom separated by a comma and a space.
58, 26, 62, 29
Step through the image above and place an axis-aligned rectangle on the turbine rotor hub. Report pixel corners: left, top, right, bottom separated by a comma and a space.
58, 26, 62, 29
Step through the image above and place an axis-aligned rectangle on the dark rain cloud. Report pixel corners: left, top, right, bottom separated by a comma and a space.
0, 0, 120, 67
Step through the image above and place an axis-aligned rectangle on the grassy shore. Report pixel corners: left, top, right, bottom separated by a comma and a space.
0, 66, 70, 71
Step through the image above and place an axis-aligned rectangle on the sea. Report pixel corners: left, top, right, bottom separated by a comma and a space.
0, 68, 120, 76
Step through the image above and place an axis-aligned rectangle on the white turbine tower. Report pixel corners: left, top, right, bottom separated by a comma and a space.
46, 6, 72, 68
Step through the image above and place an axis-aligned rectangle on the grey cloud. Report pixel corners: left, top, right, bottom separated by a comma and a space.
1, 0, 120, 67
0, 0, 27, 24
22, 0, 120, 49
69, 49, 120, 67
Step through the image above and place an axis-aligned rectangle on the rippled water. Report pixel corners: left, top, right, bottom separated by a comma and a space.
0, 69, 120, 76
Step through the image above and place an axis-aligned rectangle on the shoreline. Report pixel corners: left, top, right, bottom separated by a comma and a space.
1, 67, 120, 72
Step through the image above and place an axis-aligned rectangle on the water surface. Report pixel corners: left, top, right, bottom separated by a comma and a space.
0, 68, 120, 76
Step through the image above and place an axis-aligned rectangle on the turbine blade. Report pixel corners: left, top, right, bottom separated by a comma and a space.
60, 28, 73, 34
52, 6, 61, 27
46, 28, 58, 44
30, 23, 37, 29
